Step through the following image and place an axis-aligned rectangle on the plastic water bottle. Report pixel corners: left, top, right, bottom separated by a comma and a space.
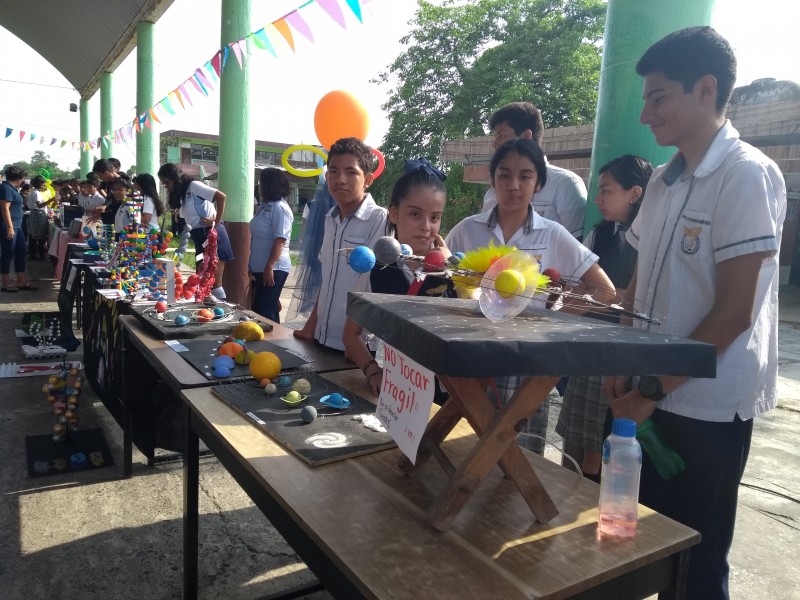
637, 418, 685, 480
598, 418, 642, 537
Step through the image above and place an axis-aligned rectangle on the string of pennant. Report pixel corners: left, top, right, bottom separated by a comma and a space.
1, 0, 363, 152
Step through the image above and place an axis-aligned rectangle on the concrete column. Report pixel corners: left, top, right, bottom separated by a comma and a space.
100, 71, 114, 159
585, 0, 717, 234
79, 98, 91, 177
136, 21, 158, 177
218, 0, 254, 306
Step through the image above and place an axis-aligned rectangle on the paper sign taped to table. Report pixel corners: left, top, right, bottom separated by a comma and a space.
376, 344, 435, 464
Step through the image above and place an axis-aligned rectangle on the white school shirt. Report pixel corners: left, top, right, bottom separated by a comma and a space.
314, 194, 387, 350
179, 181, 218, 228
77, 192, 105, 211
627, 121, 786, 422
445, 205, 597, 281
140, 195, 161, 231
482, 159, 587, 238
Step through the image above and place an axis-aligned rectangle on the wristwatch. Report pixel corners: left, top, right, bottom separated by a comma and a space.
638, 376, 666, 402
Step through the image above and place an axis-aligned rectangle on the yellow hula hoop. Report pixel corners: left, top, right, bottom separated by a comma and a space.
281, 145, 327, 178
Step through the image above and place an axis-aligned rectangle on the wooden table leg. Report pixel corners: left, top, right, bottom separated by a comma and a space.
398, 398, 463, 474
427, 376, 560, 530
183, 404, 200, 600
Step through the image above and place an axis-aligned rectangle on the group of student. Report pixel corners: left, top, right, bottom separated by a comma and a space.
253, 26, 784, 600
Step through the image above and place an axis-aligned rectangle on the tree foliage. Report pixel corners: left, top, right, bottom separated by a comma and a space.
371, 0, 605, 210
2, 151, 79, 180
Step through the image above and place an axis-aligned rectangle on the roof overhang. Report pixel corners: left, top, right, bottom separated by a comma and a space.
0, 0, 174, 98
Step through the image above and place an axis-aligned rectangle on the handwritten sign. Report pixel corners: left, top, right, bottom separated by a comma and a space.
376, 344, 435, 464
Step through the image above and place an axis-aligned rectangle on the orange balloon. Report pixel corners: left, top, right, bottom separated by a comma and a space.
314, 90, 370, 150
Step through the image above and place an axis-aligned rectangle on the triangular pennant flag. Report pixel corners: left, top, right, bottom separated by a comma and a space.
285, 10, 314, 43
160, 96, 176, 116
39, 135, 45, 144
143, 115, 152, 130
50, 137, 57, 145
222, 45, 230, 71
204, 61, 217, 83
193, 73, 209, 96
231, 40, 244, 69
238, 39, 248, 61
197, 68, 214, 91
273, 18, 295, 52
19, 131, 25, 141
344, 0, 362, 22
60, 140, 67, 148
148, 107, 162, 124
171, 90, 185, 111
189, 75, 205, 96
30, 133, 36, 141
5, 128, 11, 138
252, 28, 278, 57
211, 51, 222, 79
179, 84, 194, 107
318, 0, 347, 29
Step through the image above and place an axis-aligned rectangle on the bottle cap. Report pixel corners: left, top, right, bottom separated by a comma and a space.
612, 418, 637, 438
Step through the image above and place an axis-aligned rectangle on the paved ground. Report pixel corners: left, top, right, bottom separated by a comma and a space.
0, 259, 797, 599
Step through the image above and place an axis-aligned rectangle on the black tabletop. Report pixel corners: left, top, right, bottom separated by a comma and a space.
346, 292, 716, 378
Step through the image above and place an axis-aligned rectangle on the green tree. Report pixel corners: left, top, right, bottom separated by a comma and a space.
372, 0, 605, 214
2, 151, 75, 180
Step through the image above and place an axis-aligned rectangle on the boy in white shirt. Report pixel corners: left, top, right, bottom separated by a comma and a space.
293, 138, 387, 351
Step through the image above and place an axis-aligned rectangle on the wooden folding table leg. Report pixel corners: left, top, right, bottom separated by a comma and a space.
398, 398, 463, 475
427, 376, 560, 530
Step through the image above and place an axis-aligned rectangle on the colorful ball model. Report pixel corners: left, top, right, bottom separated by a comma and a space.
494, 269, 525, 298
218, 342, 244, 358
155, 301, 168, 313
197, 309, 214, 323
349, 246, 376, 273
175, 315, 190, 327
249, 352, 281, 380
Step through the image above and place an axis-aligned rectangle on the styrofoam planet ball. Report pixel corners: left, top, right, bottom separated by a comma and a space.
264, 383, 277, 394
274, 375, 292, 388
348, 246, 376, 273
374, 236, 402, 265
300, 405, 317, 424
212, 366, 231, 378
400, 244, 412, 256
213, 307, 225, 318
175, 314, 190, 326
212, 355, 236, 370
293, 378, 312, 395
494, 269, 526, 298
155, 301, 168, 313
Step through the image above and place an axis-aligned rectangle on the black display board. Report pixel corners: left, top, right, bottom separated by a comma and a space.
179, 338, 312, 381
346, 292, 717, 378
126, 302, 274, 340
212, 373, 396, 465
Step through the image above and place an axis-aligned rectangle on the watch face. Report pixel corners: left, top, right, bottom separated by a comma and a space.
640, 377, 657, 396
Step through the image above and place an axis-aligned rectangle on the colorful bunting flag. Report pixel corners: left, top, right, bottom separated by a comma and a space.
286, 10, 314, 43
273, 18, 296, 51
318, 0, 347, 29
5, 0, 372, 146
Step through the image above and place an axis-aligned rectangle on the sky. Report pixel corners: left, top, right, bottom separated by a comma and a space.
0, 0, 798, 172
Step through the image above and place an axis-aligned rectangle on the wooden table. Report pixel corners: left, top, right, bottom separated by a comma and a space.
118, 314, 354, 476
346, 293, 717, 531
182, 370, 700, 600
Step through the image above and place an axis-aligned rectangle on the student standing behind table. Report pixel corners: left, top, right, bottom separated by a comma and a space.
446, 138, 615, 455
1, 166, 37, 292
77, 179, 105, 213
293, 137, 388, 351
26, 175, 50, 260
603, 27, 786, 599
92, 159, 130, 226
249, 168, 294, 323
132, 173, 165, 232
343, 158, 455, 395
481, 102, 587, 240
157, 163, 233, 301
556, 154, 653, 481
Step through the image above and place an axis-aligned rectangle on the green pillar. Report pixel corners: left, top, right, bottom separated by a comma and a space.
136, 21, 157, 176
79, 98, 91, 177
218, 0, 254, 305
585, 0, 716, 234
100, 71, 114, 158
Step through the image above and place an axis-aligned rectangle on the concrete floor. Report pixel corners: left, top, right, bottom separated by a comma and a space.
0, 259, 798, 599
